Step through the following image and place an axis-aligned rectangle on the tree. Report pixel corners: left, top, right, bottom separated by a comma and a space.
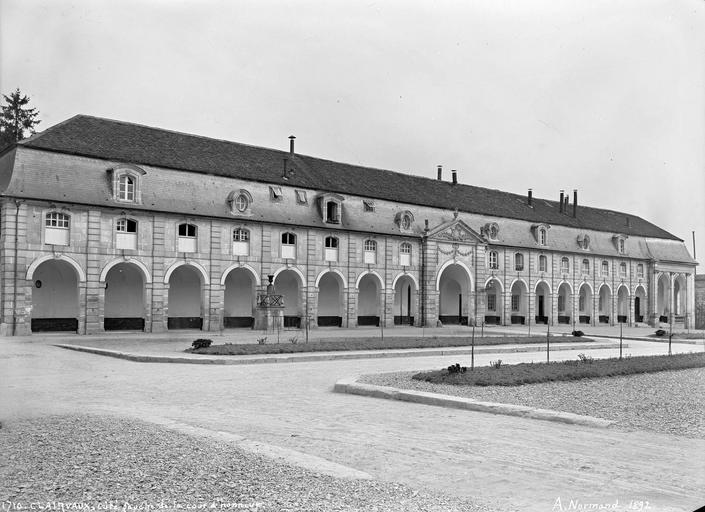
0, 88, 41, 150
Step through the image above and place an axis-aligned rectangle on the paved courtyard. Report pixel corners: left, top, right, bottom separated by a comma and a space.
1, 331, 704, 512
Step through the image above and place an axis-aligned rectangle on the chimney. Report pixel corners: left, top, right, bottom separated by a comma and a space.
572, 189, 578, 217
564, 195, 569, 213
451, 169, 457, 185
288, 135, 296, 154
527, 188, 533, 206
437, 165, 442, 180
559, 190, 564, 213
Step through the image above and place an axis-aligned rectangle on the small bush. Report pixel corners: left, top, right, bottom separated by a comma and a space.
191, 339, 212, 350
257, 336, 268, 345
447, 363, 467, 374
489, 359, 502, 369
655, 329, 666, 337
572, 330, 584, 337
577, 353, 594, 364
288, 336, 299, 345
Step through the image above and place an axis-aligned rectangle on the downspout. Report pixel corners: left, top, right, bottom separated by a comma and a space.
420, 231, 427, 327
11, 199, 21, 336
208, 219, 214, 331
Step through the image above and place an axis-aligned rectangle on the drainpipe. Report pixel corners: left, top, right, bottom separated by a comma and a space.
12, 200, 21, 336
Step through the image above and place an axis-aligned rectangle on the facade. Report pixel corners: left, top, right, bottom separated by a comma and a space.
0, 115, 698, 336
696, 275, 705, 329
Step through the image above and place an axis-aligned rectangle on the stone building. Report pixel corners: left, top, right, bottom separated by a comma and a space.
696, 275, 705, 329
0, 115, 698, 335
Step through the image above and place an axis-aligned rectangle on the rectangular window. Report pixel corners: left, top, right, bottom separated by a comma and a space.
602, 261, 609, 276
233, 229, 249, 256
489, 251, 499, 270
324, 236, 338, 262
487, 294, 496, 311
45, 212, 70, 245
116, 218, 137, 250
363, 240, 377, 264
270, 186, 283, 201
514, 253, 524, 271
295, 190, 307, 204
511, 295, 520, 311
619, 263, 627, 278
561, 258, 569, 274
281, 232, 296, 259
637, 264, 644, 278
582, 260, 590, 275
538, 255, 547, 272
177, 224, 197, 253
363, 200, 375, 212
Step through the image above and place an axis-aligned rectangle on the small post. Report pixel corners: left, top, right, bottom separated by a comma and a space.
546, 321, 550, 363
380, 316, 384, 341
481, 321, 484, 337
619, 322, 623, 360
668, 317, 672, 356
471, 323, 475, 370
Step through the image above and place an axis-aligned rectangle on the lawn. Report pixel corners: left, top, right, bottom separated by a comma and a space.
412, 352, 705, 387
187, 334, 592, 355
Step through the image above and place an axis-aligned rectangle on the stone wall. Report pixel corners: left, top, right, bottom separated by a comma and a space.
696, 275, 705, 329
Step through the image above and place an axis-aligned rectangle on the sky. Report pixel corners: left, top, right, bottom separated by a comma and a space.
2, 0, 704, 264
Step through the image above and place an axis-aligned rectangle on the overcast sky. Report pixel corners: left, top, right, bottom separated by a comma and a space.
2, 0, 704, 264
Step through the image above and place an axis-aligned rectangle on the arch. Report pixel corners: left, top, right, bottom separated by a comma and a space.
557, 279, 574, 295
355, 270, 385, 290
578, 281, 594, 295
633, 283, 647, 296
100, 258, 152, 284
221, 263, 261, 286
483, 276, 504, 293
435, 259, 474, 292
104, 262, 146, 330
315, 268, 348, 288
508, 277, 529, 294
533, 279, 552, 295
272, 265, 306, 286
30, 258, 81, 332
26, 254, 86, 282
391, 272, 419, 290
597, 282, 612, 295
164, 260, 209, 285
317, 271, 345, 327
616, 283, 630, 296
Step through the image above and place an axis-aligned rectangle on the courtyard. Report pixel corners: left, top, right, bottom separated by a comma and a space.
1, 329, 704, 512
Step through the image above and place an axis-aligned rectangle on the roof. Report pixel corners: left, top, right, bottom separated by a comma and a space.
19, 114, 680, 241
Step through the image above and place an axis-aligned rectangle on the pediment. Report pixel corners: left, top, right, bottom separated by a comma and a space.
427, 219, 484, 244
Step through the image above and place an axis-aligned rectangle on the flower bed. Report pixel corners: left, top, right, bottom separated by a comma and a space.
187, 335, 591, 355
412, 352, 705, 387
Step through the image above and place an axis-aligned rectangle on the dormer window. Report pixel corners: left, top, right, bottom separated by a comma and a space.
577, 234, 591, 250
270, 186, 283, 201
395, 211, 414, 232
326, 200, 341, 224
111, 166, 145, 204
295, 190, 307, 205
177, 223, 197, 253
613, 234, 628, 254
363, 200, 375, 212
228, 189, 253, 215
531, 223, 550, 245
45, 212, 70, 245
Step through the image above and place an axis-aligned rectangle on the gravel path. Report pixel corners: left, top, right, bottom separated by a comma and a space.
0, 415, 493, 512
360, 368, 705, 439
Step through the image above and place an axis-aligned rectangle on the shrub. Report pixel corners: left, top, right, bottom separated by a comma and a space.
447, 363, 467, 374
572, 330, 584, 337
489, 359, 502, 369
191, 339, 212, 350
257, 336, 268, 345
288, 336, 299, 344
577, 353, 594, 364
655, 329, 666, 337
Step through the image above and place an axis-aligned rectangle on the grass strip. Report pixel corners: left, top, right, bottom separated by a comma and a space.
412, 352, 705, 387
188, 335, 591, 355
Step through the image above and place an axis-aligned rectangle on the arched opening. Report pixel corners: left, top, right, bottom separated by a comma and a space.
598, 285, 611, 324
167, 265, 203, 329
535, 281, 551, 324
578, 283, 592, 324
509, 280, 528, 324
557, 283, 572, 324
104, 263, 146, 331
484, 279, 503, 325
224, 268, 255, 328
617, 286, 629, 324
673, 275, 686, 323
657, 274, 670, 322
438, 264, 471, 325
357, 273, 381, 326
30, 259, 80, 332
634, 285, 646, 323
393, 275, 417, 325
317, 272, 344, 327
275, 269, 303, 328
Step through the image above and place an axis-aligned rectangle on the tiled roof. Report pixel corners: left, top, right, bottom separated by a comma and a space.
19, 114, 679, 241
